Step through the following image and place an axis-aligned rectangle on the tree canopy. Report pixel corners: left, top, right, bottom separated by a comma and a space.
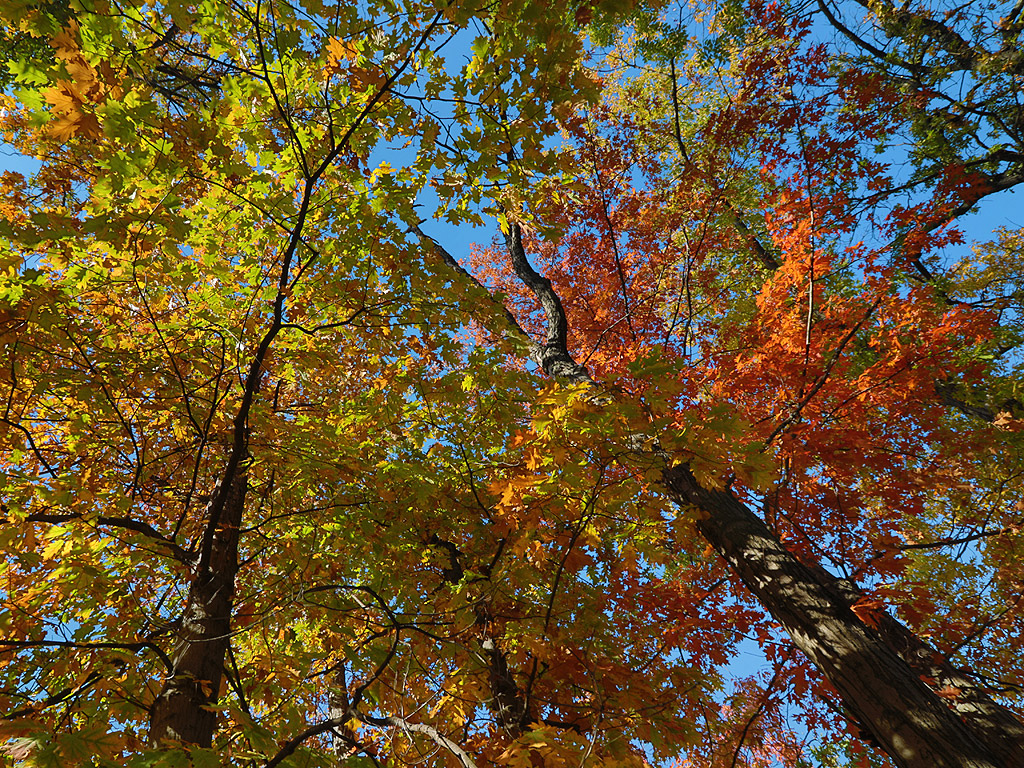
1, 0, 1023, 767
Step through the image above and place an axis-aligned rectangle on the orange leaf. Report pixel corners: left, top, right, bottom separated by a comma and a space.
850, 598, 885, 629
324, 36, 359, 76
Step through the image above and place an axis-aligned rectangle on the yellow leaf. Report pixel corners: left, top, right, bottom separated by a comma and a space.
44, 83, 80, 113
324, 36, 359, 76
524, 446, 543, 471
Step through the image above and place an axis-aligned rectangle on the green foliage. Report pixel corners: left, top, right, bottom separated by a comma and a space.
0, 0, 73, 91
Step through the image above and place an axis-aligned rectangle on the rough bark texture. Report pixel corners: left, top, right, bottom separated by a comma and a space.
662, 463, 1019, 768
805, 556, 1024, 757
148, 471, 247, 747
870, 602, 1024, 767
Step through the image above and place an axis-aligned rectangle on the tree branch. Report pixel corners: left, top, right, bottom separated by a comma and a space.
501, 219, 591, 383
266, 711, 479, 768
1, 672, 102, 721
0, 639, 173, 672
364, 714, 479, 768
411, 224, 550, 369
21, 513, 191, 563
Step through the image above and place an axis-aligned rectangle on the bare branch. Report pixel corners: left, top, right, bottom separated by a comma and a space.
264, 714, 350, 768
365, 714, 479, 768
266, 711, 477, 768
21, 513, 192, 563
817, 0, 930, 75
501, 220, 591, 383
1, 672, 102, 721
411, 224, 547, 367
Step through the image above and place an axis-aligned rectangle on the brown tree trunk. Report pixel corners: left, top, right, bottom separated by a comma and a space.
662, 463, 1024, 768
148, 471, 247, 747
827, 569, 1024, 765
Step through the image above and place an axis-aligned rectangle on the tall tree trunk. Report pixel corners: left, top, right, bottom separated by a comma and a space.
148, 471, 247, 747
663, 463, 1024, 768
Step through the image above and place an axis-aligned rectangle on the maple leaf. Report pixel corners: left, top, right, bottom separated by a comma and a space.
324, 36, 359, 76
850, 598, 886, 629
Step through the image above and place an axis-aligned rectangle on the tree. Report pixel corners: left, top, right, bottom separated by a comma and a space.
0, 0, 654, 763
461, 1, 1024, 765
0, 1, 1022, 768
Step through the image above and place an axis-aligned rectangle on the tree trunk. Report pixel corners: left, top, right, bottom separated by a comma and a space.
662, 463, 1023, 768
148, 471, 247, 747
831, 571, 1024, 766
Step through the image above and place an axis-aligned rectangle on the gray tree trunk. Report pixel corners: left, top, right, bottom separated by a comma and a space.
663, 463, 1024, 768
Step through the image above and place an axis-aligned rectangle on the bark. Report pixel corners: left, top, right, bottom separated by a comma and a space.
148, 470, 247, 747
663, 463, 1023, 768
868, 600, 1024, 768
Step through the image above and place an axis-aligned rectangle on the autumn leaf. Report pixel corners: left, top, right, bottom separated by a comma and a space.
323, 36, 359, 76
850, 598, 886, 630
